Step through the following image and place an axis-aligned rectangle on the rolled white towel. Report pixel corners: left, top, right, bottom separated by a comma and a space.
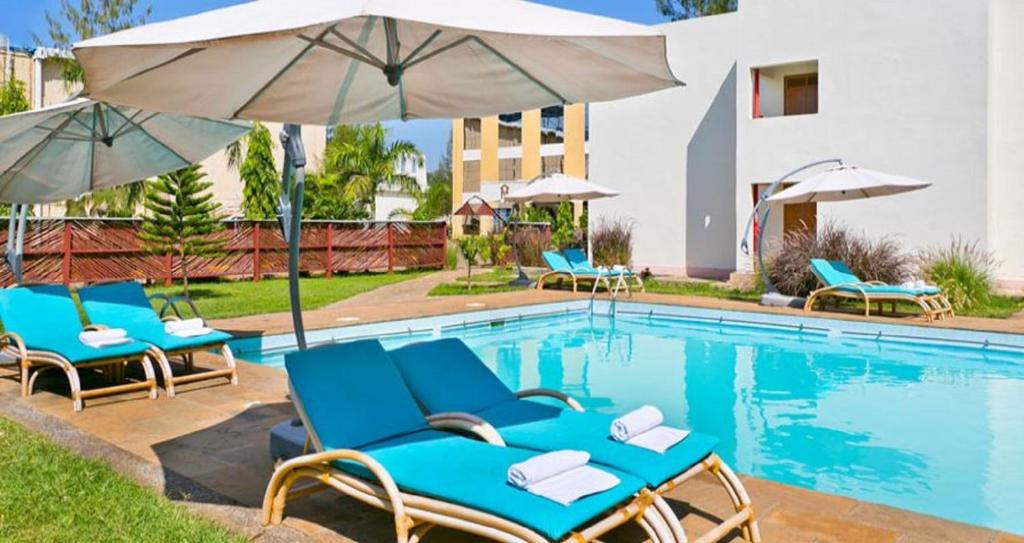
170, 327, 215, 338
611, 405, 663, 442
507, 450, 590, 489
79, 329, 131, 348
164, 318, 205, 335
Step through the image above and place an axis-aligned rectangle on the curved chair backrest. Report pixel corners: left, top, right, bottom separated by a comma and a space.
542, 251, 572, 272
809, 258, 861, 286
562, 248, 594, 271
285, 339, 428, 452
390, 338, 517, 414
0, 284, 83, 344
78, 281, 162, 334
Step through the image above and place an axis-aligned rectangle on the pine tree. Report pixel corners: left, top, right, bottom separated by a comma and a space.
239, 122, 280, 220
140, 165, 225, 295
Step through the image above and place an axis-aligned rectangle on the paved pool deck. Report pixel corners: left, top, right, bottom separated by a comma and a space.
2, 281, 1023, 543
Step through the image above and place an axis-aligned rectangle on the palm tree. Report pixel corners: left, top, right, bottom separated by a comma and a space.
323, 124, 421, 217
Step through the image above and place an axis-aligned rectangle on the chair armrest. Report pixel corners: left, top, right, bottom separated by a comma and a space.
516, 388, 585, 412
83, 324, 110, 331
149, 293, 204, 322
427, 412, 506, 446
262, 447, 408, 529
0, 332, 27, 364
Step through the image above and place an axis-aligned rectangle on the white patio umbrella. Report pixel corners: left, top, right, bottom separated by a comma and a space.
505, 173, 620, 204
71, 0, 683, 350
0, 98, 251, 281
0, 98, 251, 204
767, 165, 932, 204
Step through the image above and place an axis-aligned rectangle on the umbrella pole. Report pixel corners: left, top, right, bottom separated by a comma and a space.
279, 124, 308, 350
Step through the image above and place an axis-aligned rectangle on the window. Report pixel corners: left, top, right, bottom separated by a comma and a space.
463, 161, 481, 192
498, 158, 522, 181
784, 74, 818, 116
751, 60, 818, 119
463, 118, 482, 150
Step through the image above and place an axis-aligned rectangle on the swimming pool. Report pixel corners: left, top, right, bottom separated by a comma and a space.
230, 301, 1024, 534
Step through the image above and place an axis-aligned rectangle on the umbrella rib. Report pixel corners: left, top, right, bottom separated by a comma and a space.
0, 114, 78, 196
328, 26, 385, 67
107, 105, 190, 166
119, 47, 206, 84
402, 36, 473, 70
109, 109, 154, 139
469, 37, 566, 103
88, 106, 97, 193
232, 26, 334, 120
400, 30, 442, 67
301, 34, 383, 69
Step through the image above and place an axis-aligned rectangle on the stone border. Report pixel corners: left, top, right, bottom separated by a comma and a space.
0, 389, 306, 543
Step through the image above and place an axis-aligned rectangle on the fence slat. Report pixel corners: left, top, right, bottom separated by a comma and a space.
0, 219, 446, 286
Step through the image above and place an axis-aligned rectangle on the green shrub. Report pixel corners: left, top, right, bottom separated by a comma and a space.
918, 237, 996, 311
484, 233, 511, 266
591, 217, 634, 267
455, 235, 487, 289
768, 219, 909, 297
445, 243, 458, 270
551, 201, 577, 250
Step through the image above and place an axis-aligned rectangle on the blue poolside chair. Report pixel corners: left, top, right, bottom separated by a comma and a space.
389, 338, 761, 543
537, 250, 610, 293
562, 248, 645, 294
264, 339, 686, 543
0, 284, 158, 412
78, 281, 237, 397
805, 259, 954, 322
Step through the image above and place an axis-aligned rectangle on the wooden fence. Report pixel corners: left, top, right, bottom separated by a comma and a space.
0, 218, 447, 287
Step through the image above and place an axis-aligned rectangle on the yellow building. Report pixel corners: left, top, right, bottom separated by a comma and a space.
451, 104, 588, 236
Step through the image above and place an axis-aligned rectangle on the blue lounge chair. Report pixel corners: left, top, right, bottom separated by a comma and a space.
805, 259, 954, 322
389, 338, 761, 543
0, 284, 158, 412
264, 339, 687, 543
77, 281, 237, 397
562, 247, 644, 294
537, 251, 610, 293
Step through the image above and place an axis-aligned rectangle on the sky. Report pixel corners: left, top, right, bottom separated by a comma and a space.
1, 0, 671, 171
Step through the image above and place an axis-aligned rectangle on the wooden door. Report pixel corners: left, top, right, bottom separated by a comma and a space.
783, 202, 817, 238
784, 73, 818, 116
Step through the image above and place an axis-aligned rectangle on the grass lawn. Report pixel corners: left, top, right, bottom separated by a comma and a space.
0, 417, 243, 543
891, 295, 1024, 319
643, 279, 762, 302
146, 271, 427, 320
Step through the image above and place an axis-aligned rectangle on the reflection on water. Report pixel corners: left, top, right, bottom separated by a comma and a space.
441, 314, 1024, 535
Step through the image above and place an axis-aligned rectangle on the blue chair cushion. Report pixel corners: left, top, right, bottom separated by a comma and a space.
389, 338, 517, 414
839, 284, 942, 296
542, 251, 573, 272
78, 282, 231, 352
285, 340, 429, 451
810, 259, 861, 286
341, 429, 646, 540
0, 284, 150, 364
479, 400, 719, 487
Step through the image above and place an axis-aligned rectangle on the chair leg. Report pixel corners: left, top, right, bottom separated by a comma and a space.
151, 348, 177, 398
222, 344, 239, 386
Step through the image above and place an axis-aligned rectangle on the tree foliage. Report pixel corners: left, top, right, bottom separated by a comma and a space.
239, 122, 280, 220
550, 201, 577, 250
388, 181, 451, 221
655, 0, 736, 20
140, 165, 224, 294
303, 172, 369, 220
321, 123, 421, 217
0, 74, 30, 116
36, 0, 152, 84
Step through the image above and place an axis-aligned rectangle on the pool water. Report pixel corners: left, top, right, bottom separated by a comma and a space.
239, 311, 1024, 533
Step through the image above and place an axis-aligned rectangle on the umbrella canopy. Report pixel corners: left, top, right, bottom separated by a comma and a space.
505, 173, 619, 204
0, 98, 251, 204
767, 165, 931, 205
73, 0, 681, 124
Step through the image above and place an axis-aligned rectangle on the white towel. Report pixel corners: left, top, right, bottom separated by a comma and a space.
79, 329, 131, 348
625, 426, 691, 454
611, 405, 663, 442
170, 327, 215, 338
508, 450, 619, 506
164, 318, 205, 334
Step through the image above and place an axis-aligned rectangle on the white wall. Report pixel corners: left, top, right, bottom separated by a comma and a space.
590, 13, 738, 277
735, 0, 993, 274
989, 0, 1024, 288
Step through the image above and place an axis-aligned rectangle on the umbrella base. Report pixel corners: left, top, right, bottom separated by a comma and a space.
760, 292, 806, 309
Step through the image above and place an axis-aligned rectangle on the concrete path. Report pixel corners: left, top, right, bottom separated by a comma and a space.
324, 269, 463, 308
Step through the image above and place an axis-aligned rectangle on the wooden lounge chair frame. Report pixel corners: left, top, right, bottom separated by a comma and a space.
0, 310, 158, 412
86, 284, 238, 397
803, 270, 954, 323
264, 390, 694, 543
484, 388, 762, 543
536, 268, 612, 293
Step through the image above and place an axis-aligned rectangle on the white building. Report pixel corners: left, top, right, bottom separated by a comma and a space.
373, 153, 428, 221
589, 0, 1024, 289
